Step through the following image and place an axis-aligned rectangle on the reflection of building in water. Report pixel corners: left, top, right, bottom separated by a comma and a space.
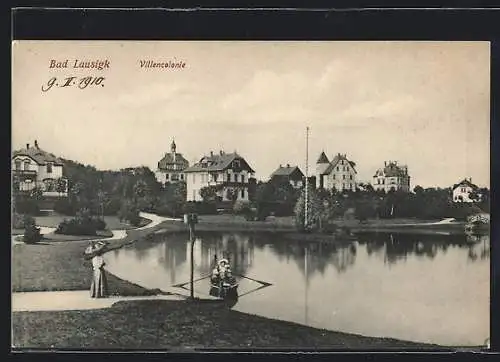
187, 233, 254, 276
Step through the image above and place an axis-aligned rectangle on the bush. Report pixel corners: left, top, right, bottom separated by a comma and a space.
103, 197, 121, 216
182, 201, 217, 215
53, 198, 78, 216
118, 201, 141, 226
14, 196, 40, 215
23, 215, 41, 244
55, 208, 107, 236
13, 212, 25, 229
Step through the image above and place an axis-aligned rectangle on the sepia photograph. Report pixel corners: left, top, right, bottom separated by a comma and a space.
11, 40, 490, 351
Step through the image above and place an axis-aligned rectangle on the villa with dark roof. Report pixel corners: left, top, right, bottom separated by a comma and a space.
316, 152, 358, 192
452, 178, 479, 203
372, 161, 411, 192
184, 150, 255, 202
12, 140, 68, 196
155, 139, 190, 185
270, 164, 305, 189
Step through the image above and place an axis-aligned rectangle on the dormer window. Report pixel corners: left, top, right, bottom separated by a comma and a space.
24, 160, 30, 171
47, 163, 53, 173
15, 160, 21, 170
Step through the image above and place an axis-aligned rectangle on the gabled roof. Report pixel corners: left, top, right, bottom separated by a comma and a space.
373, 162, 408, 178
316, 151, 329, 164
452, 178, 478, 191
271, 165, 304, 178
184, 152, 255, 173
158, 152, 189, 170
12, 144, 64, 166
322, 153, 357, 175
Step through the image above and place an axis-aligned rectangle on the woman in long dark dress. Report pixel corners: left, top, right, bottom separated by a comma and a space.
89, 245, 108, 298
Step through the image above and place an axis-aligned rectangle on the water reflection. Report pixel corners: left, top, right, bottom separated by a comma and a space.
356, 232, 490, 265
105, 230, 489, 346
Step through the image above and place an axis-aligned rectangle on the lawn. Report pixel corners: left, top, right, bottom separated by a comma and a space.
12, 240, 157, 296
34, 214, 151, 230
12, 299, 447, 350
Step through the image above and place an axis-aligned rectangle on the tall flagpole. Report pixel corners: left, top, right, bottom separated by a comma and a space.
305, 126, 309, 230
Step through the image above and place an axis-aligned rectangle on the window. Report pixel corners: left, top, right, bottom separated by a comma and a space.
337, 167, 339, 171
333, 174, 336, 180
343, 175, 346, 180
233, 160, 240, 168
193, 190, 196, 200
213, 174, 218, 182
350, 175, 353, 180
235, 174, 239, 183
15, 160, 21, 170
24, 160, 30, 170
192, 174, 196, 183
241, 189, 245, 198
166, 174, 170, 180
241, 175, 245, 183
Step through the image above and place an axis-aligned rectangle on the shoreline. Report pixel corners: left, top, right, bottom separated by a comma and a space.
12, 213, 478, 349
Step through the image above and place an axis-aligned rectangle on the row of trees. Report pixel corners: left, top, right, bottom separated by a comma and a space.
293, 184, 490, 233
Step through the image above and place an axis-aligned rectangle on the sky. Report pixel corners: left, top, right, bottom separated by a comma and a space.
12, 41, 490, 188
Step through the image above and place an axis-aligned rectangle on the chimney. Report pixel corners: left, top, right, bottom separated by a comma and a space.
34, 140, 39, 149
279, 164, 282, 168
26, 143, 30, 149
220, 150, 224, 155
286, 163, 290, 167
384, 161, 386, 166
210, 151, 214, 157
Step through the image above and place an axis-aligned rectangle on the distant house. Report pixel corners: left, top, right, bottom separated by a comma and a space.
372, 161, 411, 192
452, 178, 479, 203
12, 140, 68, 197
316, 152, 358, 192
270, 164, 305, 189
155, 139, 189, 185
184, 150, 255, 202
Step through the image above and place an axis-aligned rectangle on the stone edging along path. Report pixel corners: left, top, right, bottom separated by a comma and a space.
12, 212, 189, 312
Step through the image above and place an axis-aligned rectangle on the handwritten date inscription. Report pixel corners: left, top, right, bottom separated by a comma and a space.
42, 76, 105, 92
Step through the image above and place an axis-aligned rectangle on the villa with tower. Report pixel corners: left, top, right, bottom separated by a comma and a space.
372, 161, 411, 192
316, 152, 358, 192
155, 139, 190, 185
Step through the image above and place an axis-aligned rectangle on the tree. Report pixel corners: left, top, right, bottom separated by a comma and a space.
55, 178, 67, 196
200, 186, 218, 203
294, 185, 324, 232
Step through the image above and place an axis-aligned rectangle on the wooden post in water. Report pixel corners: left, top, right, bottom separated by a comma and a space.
305, 126, 309, 230
184, 213, 198, 299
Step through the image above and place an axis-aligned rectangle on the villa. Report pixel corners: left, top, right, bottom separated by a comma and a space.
372, 161, 411, 193
270, 164, 305, 189
316, 152, 358, 192
12, 140, 68, 197
155, 139, 190, 185
452, 178, 479, 202
184, 150, 255, 202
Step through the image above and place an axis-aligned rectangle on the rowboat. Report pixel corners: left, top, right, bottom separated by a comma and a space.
209, 258, 238, 299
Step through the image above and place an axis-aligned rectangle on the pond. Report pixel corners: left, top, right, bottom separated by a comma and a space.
104, 230, 489, 347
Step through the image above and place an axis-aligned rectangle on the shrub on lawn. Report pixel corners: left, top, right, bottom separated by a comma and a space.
55, 208, 107, 236
118, 201, 141, 226
23, 215, 41, 244
14, 196, 40, 215
53, 198, 78, 216
12, 212, 25, 229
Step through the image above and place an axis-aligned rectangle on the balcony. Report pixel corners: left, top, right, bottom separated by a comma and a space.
13, 169, 37, 176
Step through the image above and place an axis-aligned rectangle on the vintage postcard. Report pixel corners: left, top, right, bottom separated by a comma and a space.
11, 40, 490, 351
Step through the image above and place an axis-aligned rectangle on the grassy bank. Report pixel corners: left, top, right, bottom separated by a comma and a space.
34, 214, 151, 230
12, 299, 447, 350
12, 241, 158, 296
